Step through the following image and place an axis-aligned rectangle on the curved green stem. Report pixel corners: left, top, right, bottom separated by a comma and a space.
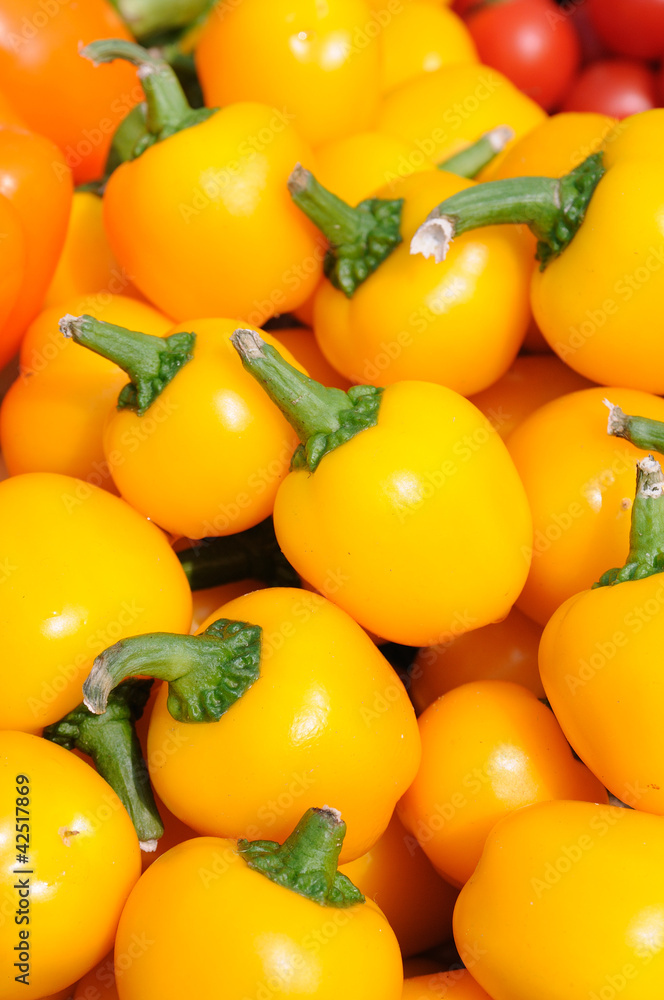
605, 399, 664, 455
288, 164, 403, 297
105, 103, 150, 176
438, 125, 514, 179
411, 152, 606, 269
594, 456, 664, 587
83, 619, 262, 723
59, 313, 194, 415
178, 518, 301, 591
43, 680, 163, 850
80, 39, 215, 157
238, 808, 364, 908
230, 329, 382, 472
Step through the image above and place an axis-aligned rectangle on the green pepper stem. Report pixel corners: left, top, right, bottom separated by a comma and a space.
115, 0, 212, 40
605, 399, 664, 455
594, 455, 664, 587
80, 39, 215, 154
83, 619, 262, 724
178, 518, 301, 591
43, 680, 163, 850
238, 807, 364, 908
105, 103, 150, 176
438, 125, 514, 179
230, 329, 382, 472
411, 152, 606, 269
59, 313, 194, 415
288, 164, 403, 297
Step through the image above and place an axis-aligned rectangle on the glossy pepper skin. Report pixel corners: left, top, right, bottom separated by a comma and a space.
142, 588, 420, 862
0, 0, 141, 184
312, 170, 532, 393
379, 2, 477, 94
104, 99, 322, 325
422, 110, 664, 392
0, 473, 192, 731
0, 295, 172, 482
377, 63, 546, 169
603, 108, 664, 168
541, 574, 664, 814
272, 381, 532, 646
507, 386, 664, 626
339, 812, 458, 958
111, 814, 403, 1000
468, 354, 595, 441
454, 801, 664, 1000
398, 680, 607, 887
314, 131, 430, 207
409, 606, 545, 713
486, 111, 616, 182
68, 318, 304, 539
539, 455, 664, 814
530, 135, 664, 391
195, 0, 381, 148
0, 128, 73, 370
0, 732, 141, 1000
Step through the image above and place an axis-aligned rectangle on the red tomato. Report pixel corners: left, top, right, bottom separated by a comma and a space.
465, 0, 580, 111
587, 0, 664, 60
568, 2, 608, 65
657, 61, 664, 105
562, 59, 657, 118
453, 0, 479, 14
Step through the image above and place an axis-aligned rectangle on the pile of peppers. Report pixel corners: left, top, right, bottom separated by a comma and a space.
2, 1, 664, 998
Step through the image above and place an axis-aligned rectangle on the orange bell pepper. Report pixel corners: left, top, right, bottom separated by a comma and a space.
196, 0, 381, 148
0, 0, 141, 184
377, 63, 546, 168
410, 606, 545, 713
0, 295, 171, 483
468, 353, 595, 440
379, 2, 477, 94
111, 808, 403, 999
290, 165, 531, 393
0, 128, 72, 370
398, 680, 607, 886
230, 330, 532, 646
82, 587, 421, 863
455, 801, 664, 1000
0, 732, 140, 999
540, 454, 664, 814
82, 40, 322, 326
507, 386, 664, 625
59, 314, 305, 538
0, 472, 192, 731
